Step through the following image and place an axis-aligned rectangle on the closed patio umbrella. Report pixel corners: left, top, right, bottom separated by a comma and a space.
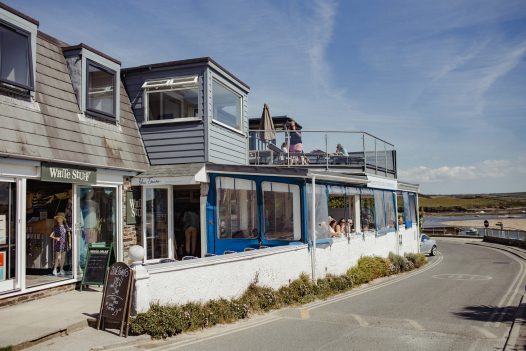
258, 103, 276, 142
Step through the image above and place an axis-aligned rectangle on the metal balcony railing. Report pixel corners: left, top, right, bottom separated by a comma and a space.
248, 130, 397, 178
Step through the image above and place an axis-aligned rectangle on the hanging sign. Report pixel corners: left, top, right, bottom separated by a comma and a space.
41, 163, 96, 184
125, 189, 141, 225
97, 262, 135, 337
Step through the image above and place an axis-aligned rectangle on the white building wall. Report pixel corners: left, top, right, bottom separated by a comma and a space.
135, 230, 416, 312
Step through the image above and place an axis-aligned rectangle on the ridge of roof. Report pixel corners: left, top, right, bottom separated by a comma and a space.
0, 2, 39, 26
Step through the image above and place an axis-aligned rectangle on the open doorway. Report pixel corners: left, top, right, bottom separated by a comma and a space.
173, 187, 201, 259
26, 180, 73, 288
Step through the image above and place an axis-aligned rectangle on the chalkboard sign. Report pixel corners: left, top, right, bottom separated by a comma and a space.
81, 243, 113, 291
97, 262, 135, 337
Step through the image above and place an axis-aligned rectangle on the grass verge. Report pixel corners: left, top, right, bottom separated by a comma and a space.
129, 252, 427, 339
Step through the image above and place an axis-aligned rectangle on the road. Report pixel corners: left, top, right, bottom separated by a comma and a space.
124, 239, 525, 351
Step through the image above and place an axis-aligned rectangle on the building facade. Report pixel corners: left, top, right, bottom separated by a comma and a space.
0, 3, 148, 298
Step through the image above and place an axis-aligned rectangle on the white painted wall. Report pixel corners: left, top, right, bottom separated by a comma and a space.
134, 230, 418, 312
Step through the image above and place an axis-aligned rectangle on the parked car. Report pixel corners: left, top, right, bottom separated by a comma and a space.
459, 228, 479, 236
420, 234, 437, 256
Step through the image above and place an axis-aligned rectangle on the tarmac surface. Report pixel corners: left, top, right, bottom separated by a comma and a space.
1, 238, 525, 351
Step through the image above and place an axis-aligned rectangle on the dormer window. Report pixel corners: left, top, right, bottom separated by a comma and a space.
0, 21, 33, 91
142, 75, 199, 122
86, 60, 115, 119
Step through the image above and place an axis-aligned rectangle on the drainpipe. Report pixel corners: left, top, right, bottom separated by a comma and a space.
311, 176, 317, 283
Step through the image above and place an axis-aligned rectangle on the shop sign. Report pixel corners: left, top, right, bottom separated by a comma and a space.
125, 190, 142, 225
41, 163, 96, 184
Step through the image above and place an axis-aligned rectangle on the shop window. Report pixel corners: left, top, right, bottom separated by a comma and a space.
78, 186, 116, 271
262, 182, 301, 241
145, 188, 169, 259
86, 60, 116, 120
212, 79, 242, 130
142, 76, 199, 122
0, 182, 16, 291
360, 192, 376, 232
328, 185, 359, 235
216, 177, 257, 239
0, 22, 33, 91
374, 190, 396, 235
306, 183, 331, 240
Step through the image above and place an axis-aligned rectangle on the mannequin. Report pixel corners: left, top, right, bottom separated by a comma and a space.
49, 212, 70, 276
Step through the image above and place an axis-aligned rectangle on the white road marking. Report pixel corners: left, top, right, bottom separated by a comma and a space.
146, 316, 282, 351
472, 326, 497, 339
406, 319, 425, 331
351, 314, 369, 327
480, 248, 526, 328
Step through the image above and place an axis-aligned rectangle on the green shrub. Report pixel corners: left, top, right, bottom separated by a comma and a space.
388, 252, 412, 273
239, 283, 281, 312
405, 253, 427, 268
278, 273, 317, 305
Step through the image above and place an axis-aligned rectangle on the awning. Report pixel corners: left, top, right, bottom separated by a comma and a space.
131, 163, 207, 186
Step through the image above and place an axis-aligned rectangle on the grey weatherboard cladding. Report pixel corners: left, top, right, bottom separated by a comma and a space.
122, 58, 249, 166
0, 32, 149, 171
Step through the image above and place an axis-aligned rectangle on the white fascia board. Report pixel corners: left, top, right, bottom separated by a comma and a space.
366, 175, 398, 190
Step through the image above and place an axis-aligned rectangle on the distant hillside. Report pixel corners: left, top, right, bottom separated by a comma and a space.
419, 192, 526, 213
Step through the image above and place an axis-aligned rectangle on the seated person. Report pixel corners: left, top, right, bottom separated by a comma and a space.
335, 143, 349, 156
338, 218, 347, 235
329, 219, 342, 237
347, 219, 355, 232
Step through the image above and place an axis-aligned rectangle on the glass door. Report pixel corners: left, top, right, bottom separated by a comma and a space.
0, 182, 16, 292
143, 187, 173, 260
76, 186, 117, 274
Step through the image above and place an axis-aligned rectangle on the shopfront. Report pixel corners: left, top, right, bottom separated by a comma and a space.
0, 159, 125, 296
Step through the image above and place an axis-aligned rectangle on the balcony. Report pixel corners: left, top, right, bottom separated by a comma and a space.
248, 130, 397, 178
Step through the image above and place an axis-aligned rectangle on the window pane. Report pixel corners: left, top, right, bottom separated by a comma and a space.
0, 24, 30, 88
78, 186, 116, 272
212, 80, 241, 129
145, 188, 169, 259
360, 194, 376, 232
147, 88, 198, 121
87, 63, 115, 116
216, 177, 257, 239
262, 182, 300, 241
385, 192, 396, 230
306, 184, 331, 240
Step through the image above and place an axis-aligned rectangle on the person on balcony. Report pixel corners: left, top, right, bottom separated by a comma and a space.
335, 143, 348, 156
287, 121, 308, 165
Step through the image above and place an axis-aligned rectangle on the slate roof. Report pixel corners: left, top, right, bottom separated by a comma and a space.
0, 31, 149, 172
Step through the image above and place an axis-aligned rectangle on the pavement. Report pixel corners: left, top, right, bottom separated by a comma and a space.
0, 286, 148, 350
0, 239, 526, 351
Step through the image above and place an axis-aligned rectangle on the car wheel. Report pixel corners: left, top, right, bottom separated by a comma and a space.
430, 245, 437, 256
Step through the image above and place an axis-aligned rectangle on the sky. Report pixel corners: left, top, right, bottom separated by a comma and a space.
6, 0, 526, 194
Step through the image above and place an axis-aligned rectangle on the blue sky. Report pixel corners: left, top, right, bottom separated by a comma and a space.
7, 0, 526, 194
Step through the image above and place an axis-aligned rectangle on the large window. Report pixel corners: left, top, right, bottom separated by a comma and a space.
360, 191, 376, 232
212, 79, 242, 130
86, 60, 115, 118
145, 188, 169, 259
0, 22, 32, 90
143, 76, 199, 122
216, 177, 257, 239
262, 182, 301, 241
374, 190, 396, 235
77, 186, 117, 272
328, 186, 358, 235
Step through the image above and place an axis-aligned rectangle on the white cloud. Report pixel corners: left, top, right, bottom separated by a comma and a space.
399, 155, 526, 184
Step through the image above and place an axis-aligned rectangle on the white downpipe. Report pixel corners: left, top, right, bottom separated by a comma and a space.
311, 176, 317, 282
